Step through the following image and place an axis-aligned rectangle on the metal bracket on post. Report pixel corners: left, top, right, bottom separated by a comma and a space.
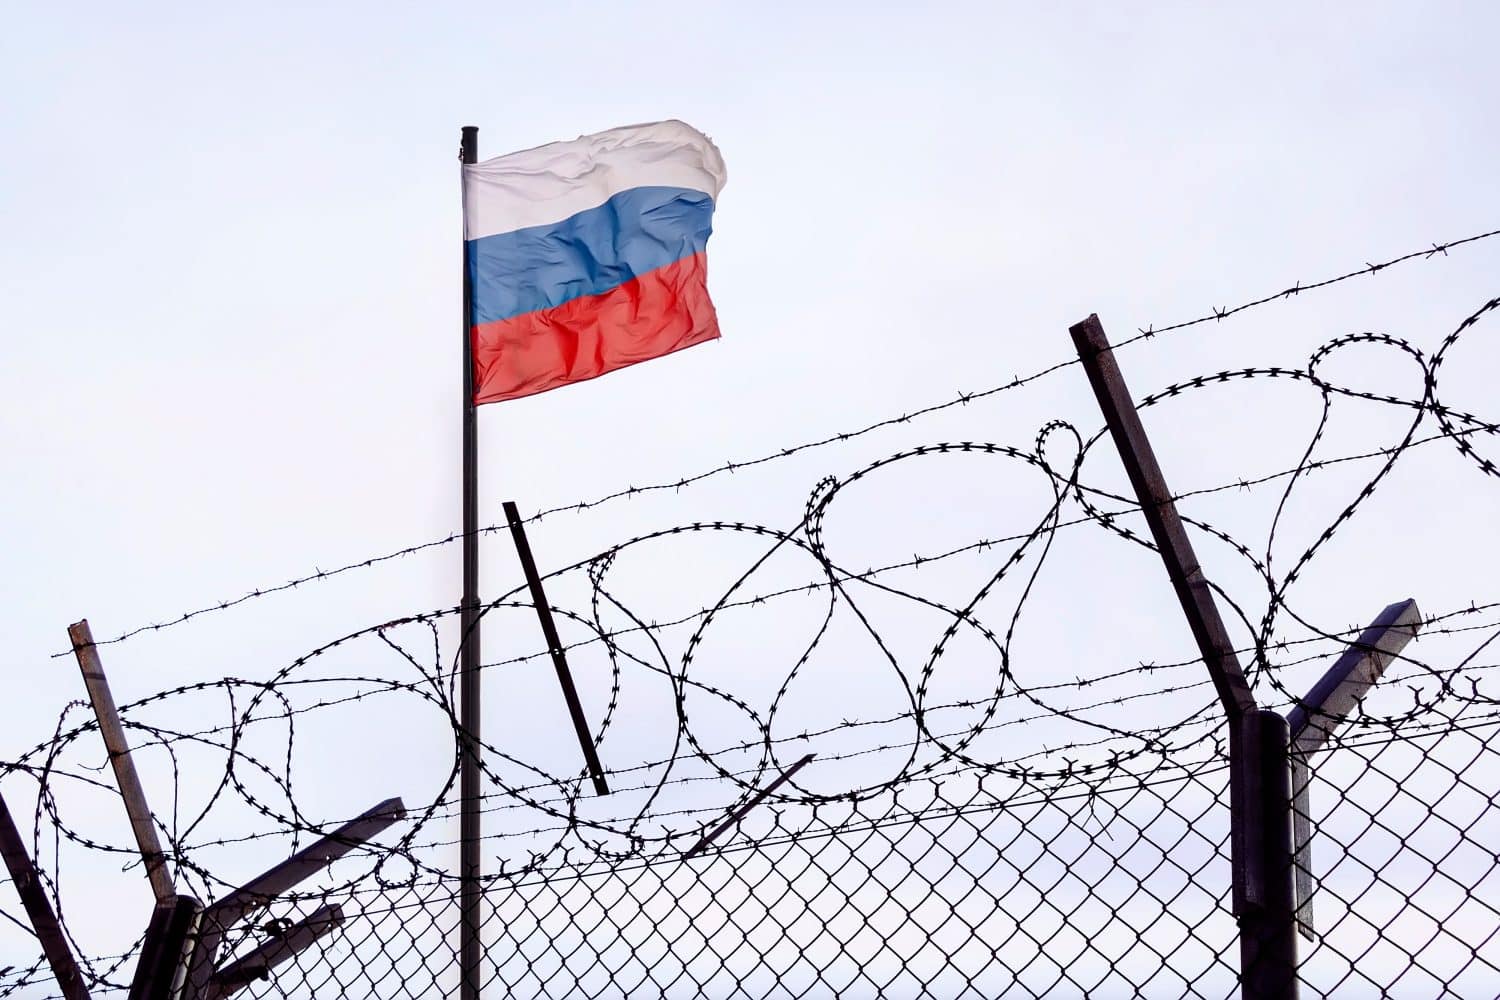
504, 500, 611, 796
683, 754, 815, 859
129, 895, 203, 1000
202, 904, 345, 999
178, 797, 406, 1000
1070, 314, 1298, 999
1286, 598, 1420, 940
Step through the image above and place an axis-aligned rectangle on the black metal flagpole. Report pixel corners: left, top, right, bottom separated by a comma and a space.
458, 124, 482, 1000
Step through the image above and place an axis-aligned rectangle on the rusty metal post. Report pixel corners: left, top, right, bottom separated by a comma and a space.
68, 620, 174, 902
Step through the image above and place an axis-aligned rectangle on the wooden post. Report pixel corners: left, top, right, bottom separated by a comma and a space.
67, 620, 174, 903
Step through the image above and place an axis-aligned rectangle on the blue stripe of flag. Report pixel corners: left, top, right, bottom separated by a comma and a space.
466, 185, 715, 326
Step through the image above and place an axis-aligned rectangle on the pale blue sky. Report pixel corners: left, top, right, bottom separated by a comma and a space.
2, 2, 1498, 991
5, 0, 1496, 654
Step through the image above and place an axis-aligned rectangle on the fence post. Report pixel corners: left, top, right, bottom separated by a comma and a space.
0, 790, 92, 1000
1286, 598, 1420, 940
1241, 709, 1299, 1000
1069, 314, 1299, 999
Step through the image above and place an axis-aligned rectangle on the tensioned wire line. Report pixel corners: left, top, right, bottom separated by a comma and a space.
56, 225, 1500, 655
23, 423, 1496, 812
178, 708, 1500, 902
41, 600, 1497, 858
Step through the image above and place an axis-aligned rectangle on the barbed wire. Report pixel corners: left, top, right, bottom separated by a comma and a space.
7, 275, 1500, 997
56, 225, 1500, 657
17, 292, 1500, 856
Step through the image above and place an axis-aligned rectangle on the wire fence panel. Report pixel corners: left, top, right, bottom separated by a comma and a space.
49, 717, 1500, 998
7, 679, 1494, 998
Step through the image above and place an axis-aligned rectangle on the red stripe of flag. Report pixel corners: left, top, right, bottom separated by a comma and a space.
470, 252, 719, 404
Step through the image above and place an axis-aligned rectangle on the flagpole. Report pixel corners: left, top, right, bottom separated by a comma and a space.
458, 123, 482, 1000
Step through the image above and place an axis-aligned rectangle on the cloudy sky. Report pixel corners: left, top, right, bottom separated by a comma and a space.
3, 2, 1498, 995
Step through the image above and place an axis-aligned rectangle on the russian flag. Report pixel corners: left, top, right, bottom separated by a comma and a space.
463, 120, 727, 404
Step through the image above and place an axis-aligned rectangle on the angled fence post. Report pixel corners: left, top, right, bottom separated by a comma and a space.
1287, 599, 1420, 939
683, 754, 815, 859
504, 500, 610, 795
68, 620, 175, 903
203, 904, 345, 999
179, 797, 405, 1000
0, 790, 92, 1000
1070, 314, 1297, 1000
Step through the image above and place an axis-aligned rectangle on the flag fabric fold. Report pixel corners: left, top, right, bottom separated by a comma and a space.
463, 120, 727, 404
